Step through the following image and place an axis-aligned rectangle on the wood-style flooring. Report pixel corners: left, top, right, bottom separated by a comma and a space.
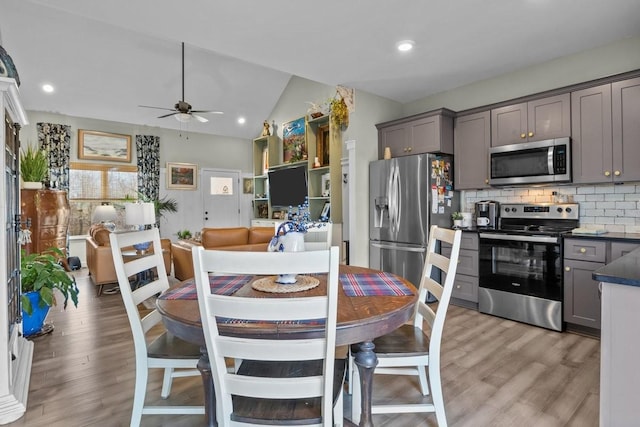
9, 268, 600, 427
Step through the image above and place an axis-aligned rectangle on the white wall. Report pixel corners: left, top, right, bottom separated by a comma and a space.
20, 112, 253, 242
19, 35, 640, 266
403, 36, 640, 115
267, 76, 401, 266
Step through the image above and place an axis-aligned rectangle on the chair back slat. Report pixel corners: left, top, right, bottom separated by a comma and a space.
110, 229, 169, 353
193, 246, 340, 426
413, 226, 462, 354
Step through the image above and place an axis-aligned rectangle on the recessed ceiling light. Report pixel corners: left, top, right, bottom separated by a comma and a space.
42, 83, 54, 93
237, 117, 246, 125
396, 40, 415, 52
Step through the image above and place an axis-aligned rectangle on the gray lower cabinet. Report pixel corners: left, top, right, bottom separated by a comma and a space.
564, 238, 640, 330
454, 111, 491, 190
442, 232, 479, 308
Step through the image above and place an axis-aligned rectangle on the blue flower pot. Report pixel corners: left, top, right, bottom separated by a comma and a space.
22, 291, 51, 336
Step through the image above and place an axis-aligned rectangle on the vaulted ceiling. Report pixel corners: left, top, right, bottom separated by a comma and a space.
2, 0, 639, 139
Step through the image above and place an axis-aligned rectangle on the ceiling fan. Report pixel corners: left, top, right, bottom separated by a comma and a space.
139, 42, 223, 123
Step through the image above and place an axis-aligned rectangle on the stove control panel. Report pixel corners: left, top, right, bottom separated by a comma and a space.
501, 203, 579, 220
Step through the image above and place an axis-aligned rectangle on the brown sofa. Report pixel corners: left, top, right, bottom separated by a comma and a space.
86, 224, 172, 295
172, 226, 274, 281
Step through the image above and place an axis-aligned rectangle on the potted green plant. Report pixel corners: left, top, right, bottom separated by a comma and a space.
20, 145, 48, 189
451, 212, 463, 228
176, 229, 192, 240
21, 248, 79, 336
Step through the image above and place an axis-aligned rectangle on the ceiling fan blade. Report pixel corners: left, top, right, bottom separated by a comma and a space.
191, 110, 224, 115
139, 105, 176, 111
158, 112, 179, 119
192, 114, 209, 123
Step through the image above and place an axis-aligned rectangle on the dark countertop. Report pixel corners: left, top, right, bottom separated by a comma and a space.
566, 231, 640, 242
593, 247, 640, 287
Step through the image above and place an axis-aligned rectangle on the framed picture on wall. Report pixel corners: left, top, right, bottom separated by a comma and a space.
282, 117, 307, 163
167, 162, 197, 190
243, 178, 254, 194
78, 130, 132, 162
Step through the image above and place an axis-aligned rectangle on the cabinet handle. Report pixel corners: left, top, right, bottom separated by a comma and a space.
565, 266, 570, 272
520, 133, 526, 139
614, 170, 621, 176
604, 171, 611, 177
485, 179, 489, 184
580, 248, 586, 253
456, 285, 461, 289
528, 131, 534, 137
407, 147, 412, 152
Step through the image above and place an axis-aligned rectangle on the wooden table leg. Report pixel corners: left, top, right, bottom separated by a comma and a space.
353, 340, 378, 427
197, 347, 217, 427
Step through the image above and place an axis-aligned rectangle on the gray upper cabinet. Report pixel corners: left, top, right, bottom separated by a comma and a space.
491, 93, 570, 146
454, 111, 491, 190
572, 77, 640, 184
612, 77, 640, 182
377, 108, 454, 158
571, 84, 613, 184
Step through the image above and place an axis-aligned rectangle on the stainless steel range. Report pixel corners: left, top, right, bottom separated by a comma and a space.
478, 203, 579, 331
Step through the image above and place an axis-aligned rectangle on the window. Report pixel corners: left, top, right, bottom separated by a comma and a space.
68, 162, 138, 235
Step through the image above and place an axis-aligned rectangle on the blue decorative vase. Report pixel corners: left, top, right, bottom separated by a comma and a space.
22, 291, 50, 336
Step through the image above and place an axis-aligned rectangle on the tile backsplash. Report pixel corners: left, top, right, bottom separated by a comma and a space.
462, 183, 640, 233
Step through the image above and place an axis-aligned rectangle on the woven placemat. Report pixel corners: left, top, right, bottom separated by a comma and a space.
252, 275, 320, 293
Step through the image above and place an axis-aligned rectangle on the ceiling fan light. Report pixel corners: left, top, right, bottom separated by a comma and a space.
175, 113, 192, 123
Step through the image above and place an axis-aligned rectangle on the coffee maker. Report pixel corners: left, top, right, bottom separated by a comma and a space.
475, 200, 499, 229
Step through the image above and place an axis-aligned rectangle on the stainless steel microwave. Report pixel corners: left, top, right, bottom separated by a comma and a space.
489, 138, 571, 186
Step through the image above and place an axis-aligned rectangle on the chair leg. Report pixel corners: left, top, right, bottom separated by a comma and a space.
350, 365, 361, 424
429, 363, 447, 427
347, 352, 354, 394
160, 367, 174, 399
334, 387, 344, 427
417, 365, 430, 396
131, 366, 148, 427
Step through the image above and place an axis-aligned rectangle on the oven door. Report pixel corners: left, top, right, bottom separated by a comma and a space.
478, 233, 562, 301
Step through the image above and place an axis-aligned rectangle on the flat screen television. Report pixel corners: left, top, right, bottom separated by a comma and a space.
268, 165, 308, 207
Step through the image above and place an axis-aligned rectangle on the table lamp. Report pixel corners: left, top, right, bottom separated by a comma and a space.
125, 202, 156, 252
92, 204, 117, 231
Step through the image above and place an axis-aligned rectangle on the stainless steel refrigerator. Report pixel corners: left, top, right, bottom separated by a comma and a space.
369, 153, 459, 289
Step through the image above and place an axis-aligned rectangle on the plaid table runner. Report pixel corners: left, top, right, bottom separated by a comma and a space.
158, 275, 252, 300
339, 272, 414, 297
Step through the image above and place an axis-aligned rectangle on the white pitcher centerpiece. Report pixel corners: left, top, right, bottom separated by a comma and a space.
268, 199, 329, 284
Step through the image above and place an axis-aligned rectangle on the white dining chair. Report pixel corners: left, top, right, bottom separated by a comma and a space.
192, 246, 345, 427
350, 225, 462, 426
110, 229, 204, 426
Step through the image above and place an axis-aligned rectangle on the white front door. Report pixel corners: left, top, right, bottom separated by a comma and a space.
201, 169, 241, 228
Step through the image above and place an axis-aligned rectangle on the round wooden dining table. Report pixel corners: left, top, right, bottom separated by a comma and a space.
156, 265, 417, 427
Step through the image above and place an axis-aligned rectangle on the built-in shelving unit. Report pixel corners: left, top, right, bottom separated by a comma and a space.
251, 114, 342, 223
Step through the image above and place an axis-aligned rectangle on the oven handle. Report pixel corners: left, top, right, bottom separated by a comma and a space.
479, 233, 558, 244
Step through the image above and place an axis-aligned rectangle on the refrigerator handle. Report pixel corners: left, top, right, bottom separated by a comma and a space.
395, 166, 401, 232
371, 242, 426, 253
